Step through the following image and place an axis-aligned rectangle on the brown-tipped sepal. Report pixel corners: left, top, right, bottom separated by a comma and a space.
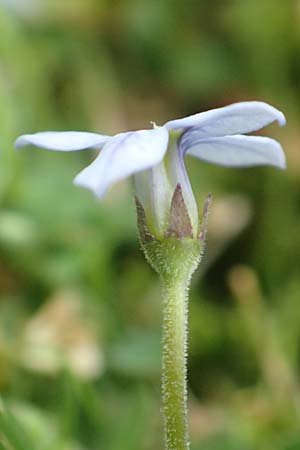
165, 183, 193, 239
135, 196, 155, 246
198, 193, 212, 241
135, 186, 207, 280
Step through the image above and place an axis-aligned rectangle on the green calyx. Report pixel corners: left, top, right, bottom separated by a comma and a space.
135, 183, 211, 281
142, 237, 203, 282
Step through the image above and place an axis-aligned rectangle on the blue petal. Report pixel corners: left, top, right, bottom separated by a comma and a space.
15, 131, 110, 151
165, 102, 286, 137
184, 135, 286, 169
74, 127, 169, 198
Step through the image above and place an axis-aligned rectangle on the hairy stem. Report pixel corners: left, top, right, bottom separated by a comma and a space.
138, 235, 204, 450
161, 276, 190, 450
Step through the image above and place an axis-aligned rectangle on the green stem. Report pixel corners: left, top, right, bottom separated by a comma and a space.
138, 236, 203, 450
161, 276, 190, 450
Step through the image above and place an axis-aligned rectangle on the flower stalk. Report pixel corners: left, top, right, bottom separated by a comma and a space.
161, 261, 194, 450
144, 238, 203, 450
136, 186, 210, 450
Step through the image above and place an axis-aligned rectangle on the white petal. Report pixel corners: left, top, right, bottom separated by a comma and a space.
15, 131, 110, 151
74, 127, 169, 198
186, 135, 286, 169
165, 102, 286, 137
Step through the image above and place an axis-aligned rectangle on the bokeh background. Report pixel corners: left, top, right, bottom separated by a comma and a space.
0, 1, 300, 449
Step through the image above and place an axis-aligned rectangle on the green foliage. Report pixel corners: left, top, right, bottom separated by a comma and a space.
0, 1, 300, 450
0, 400, 38, 450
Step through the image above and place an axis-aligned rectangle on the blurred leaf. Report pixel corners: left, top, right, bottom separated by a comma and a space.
108, 331, 160, 378
0, 400, 38, 450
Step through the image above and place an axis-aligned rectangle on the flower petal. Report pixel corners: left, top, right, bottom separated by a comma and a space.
185, 135, 286, 169
165, 102, 286, 137
74, 127, 169, 198
15, 131, 110, 151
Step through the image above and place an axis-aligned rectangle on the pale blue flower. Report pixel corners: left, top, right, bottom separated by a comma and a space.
16, 101, 286, 237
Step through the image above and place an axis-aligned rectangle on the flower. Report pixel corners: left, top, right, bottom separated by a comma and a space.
16, 101, 286, 239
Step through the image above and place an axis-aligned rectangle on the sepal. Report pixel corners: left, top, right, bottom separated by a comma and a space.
198, 193, 212, 241
135, 196, 155, 246
165, 184, 193, 239
135, 185, 211, 282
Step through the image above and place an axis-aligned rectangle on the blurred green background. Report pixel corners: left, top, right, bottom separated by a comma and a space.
0, 1, 299, 449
